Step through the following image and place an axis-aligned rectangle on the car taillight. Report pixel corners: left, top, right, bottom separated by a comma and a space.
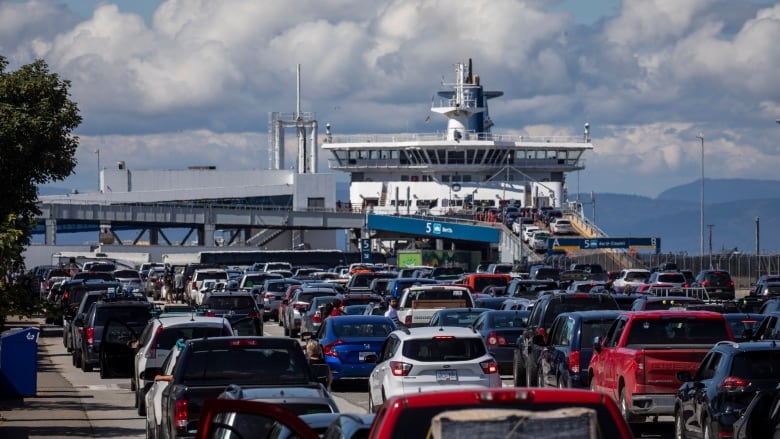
191, 281, 197, 288
204, 311, 216, 317
634, 352, 645, 381
701, 280, 710, 287
86, 327, 94, 345
312, 311, 322, 323
145, 325, 164, 359
228, 339, 259, 346
404, 315, 412, 326
293, 303, 308, 312
63, 291, 69, 301
247, 310, 260, 318
390, 361, 412, 376
174, 399, 188, 429
729, 280, 735, 287
264, 293, 273, 299
682, 283, 689, 288
486, 332, 507, 346
568, 350, 581, 374
323, 340, 344, 358
480, 358, 499, 374
719, 376, 750, 392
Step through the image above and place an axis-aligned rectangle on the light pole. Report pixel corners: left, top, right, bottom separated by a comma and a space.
696, 134, 704, 258
94, 149, 101, 192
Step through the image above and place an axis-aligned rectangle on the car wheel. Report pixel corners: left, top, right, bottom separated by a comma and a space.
368, 388, 376, 413
512, 356, 525, 387
100, 361, 110, 379
81, 351, 93, 372
283, 323, 289, 337
619, 387, 636, 424
137, 389, 146, 417
525, 362, 536, 387
674, 409, 686, 439
703, 420, 713, 439
134, 385, 140, 408
131, 376, 137, 392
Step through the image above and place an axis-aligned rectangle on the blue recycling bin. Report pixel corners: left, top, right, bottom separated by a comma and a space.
0, 327, 40, 397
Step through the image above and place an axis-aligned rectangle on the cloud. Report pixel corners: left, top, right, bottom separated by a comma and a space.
1, 0, 778, 199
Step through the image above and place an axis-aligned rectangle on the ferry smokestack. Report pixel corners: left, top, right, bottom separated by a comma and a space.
468, 58, 473, 84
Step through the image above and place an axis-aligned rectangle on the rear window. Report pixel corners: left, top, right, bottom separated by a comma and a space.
580, 320, 615, 345
206, 296, 255, 311
412, 289, 473, 307
197, 272, 228, 281
156, 326, 228, 349
95, 306, 151, 326
402, 337, 486, 362
183, 347, 307, 385
658, 274, 685, 283
625, 272, 649, 282
473, 277, 508, 291
625, 318, 730, 345
281, 403, 334, 415
437, 311, 485, 327
333, 321, 394, 337
298, 292, 336, 303
705, 272, 732, 282
730, 351, 780, 379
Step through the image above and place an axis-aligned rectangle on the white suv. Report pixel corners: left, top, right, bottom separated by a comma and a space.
550, 218, 573, 235
367, 326, 501, 413
132, 315, 232, 416
612, 268, 651, 293
187, 269, 229, 304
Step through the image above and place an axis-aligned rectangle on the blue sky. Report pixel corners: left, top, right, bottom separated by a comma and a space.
2, 0, 780, 199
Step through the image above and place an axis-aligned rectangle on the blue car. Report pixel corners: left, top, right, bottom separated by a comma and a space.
314, 315, 396, 382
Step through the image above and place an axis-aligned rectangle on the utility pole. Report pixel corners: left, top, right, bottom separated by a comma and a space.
707, 224, 714, 269
696, 134, 705, 258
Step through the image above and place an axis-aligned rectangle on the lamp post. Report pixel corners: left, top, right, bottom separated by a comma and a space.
94, 149, 101, 192
696, 134, 704, 258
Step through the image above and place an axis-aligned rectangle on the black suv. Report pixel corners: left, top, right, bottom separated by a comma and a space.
513, 292, 621, 387
693, 269, 736, 300
75, 298, 152, 373
201, 292, 263, 336
674, 340, 780, 439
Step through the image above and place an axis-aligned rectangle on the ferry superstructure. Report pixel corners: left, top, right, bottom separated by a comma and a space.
322, 59, 593, 216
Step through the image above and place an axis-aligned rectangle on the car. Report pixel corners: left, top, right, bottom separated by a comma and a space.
75, 297, 153, 373
499, 297, 533, 311
550, 218, 573, 235
217, 383, 339, 415
675, 340, 780, 439
473, 295, 508, 309
195, 388, 634, 439
367, 326, 502, 413
68, 290, 105, 367
629, 295, 704, 311
692, 269, 736, 300
750, 311, 780, 340
530, 230, 551, 252
611, 268, 650, 294
200, 291, 264, 335
237, 271, 284, 292
724, 313, 766, 341
750, 274, 780, 296
427, 307, 491, 327
470, 310, 530, 374
113, 269, 143, 292
314, 315, 396, 383
131, 315, 233, 416
536, 310, 620, 389
635, 270, 688, 293
144, 267, 167, 299
384, 277, 438, 299
145, 342, 183, 439
300, 295, 336, 339
732, 385, 780, 439
187, 268, 229, 305
284, 287, 340, 338
257, 278, 302, 321
522, 224, 541, 243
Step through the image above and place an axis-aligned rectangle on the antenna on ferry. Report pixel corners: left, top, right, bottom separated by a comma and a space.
584, 123, 590, 142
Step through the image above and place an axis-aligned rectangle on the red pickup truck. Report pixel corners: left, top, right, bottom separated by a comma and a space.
588, 310, 733, 424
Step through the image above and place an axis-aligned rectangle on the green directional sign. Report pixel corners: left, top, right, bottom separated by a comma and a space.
549, 237, 661, 254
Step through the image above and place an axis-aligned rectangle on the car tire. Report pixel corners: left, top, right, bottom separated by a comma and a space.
512, 355, 525, 387
525, 362, 536, 387
137, 389, 146, 417
619, 387, 636, 424
674, 409, 686, 439
82, 358, 93, 373
100, 361, 110, 379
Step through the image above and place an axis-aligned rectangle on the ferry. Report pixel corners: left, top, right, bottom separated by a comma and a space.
321, 59, 593, 216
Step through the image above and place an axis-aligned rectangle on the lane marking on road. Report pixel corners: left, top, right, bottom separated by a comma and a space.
76, 384, 124, 390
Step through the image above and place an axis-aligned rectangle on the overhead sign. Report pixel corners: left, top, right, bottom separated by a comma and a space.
367, 214, 500, 243
360, 239, 372, 263
549, 237, 661, 253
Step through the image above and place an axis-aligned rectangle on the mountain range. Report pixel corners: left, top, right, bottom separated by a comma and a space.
37, 178, 780, 254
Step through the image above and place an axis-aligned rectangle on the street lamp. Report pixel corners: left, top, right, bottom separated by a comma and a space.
696, 134, 704, 258
94, 149, 101, 192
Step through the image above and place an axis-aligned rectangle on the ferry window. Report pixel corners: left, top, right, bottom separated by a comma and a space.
391, 151, 400, 159
380, 150, 390, 159
422, 176, 433, 182
307, 198, 325, 209
401, 175, 409, 182
449, 150, 465, 164
442, 175, 451, 183
370, 150, 380, 160
334, 151, 347, 160
462, 175, 472, 182
411, 176, 419, 182
349, 151, 359, 159
474, 150, 486, 163
443, 199, 450, 207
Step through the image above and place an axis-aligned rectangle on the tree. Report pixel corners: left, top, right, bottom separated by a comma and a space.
0, 55, 82, 324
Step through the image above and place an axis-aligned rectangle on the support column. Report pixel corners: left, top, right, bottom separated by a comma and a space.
201, 223, 215, 246
149, 228, 159, 246
45, 219, 57, 245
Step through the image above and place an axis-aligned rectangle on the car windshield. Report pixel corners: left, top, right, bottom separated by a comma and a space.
436, 311, 485, 327
403, 337, 486, 362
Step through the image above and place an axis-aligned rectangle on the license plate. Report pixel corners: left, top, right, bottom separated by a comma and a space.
436, 370, 458, 382
359, 351, 374, 361
714, 289, 723, 293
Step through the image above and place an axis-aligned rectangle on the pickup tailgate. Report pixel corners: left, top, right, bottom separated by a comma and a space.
640, 349, 709, 392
